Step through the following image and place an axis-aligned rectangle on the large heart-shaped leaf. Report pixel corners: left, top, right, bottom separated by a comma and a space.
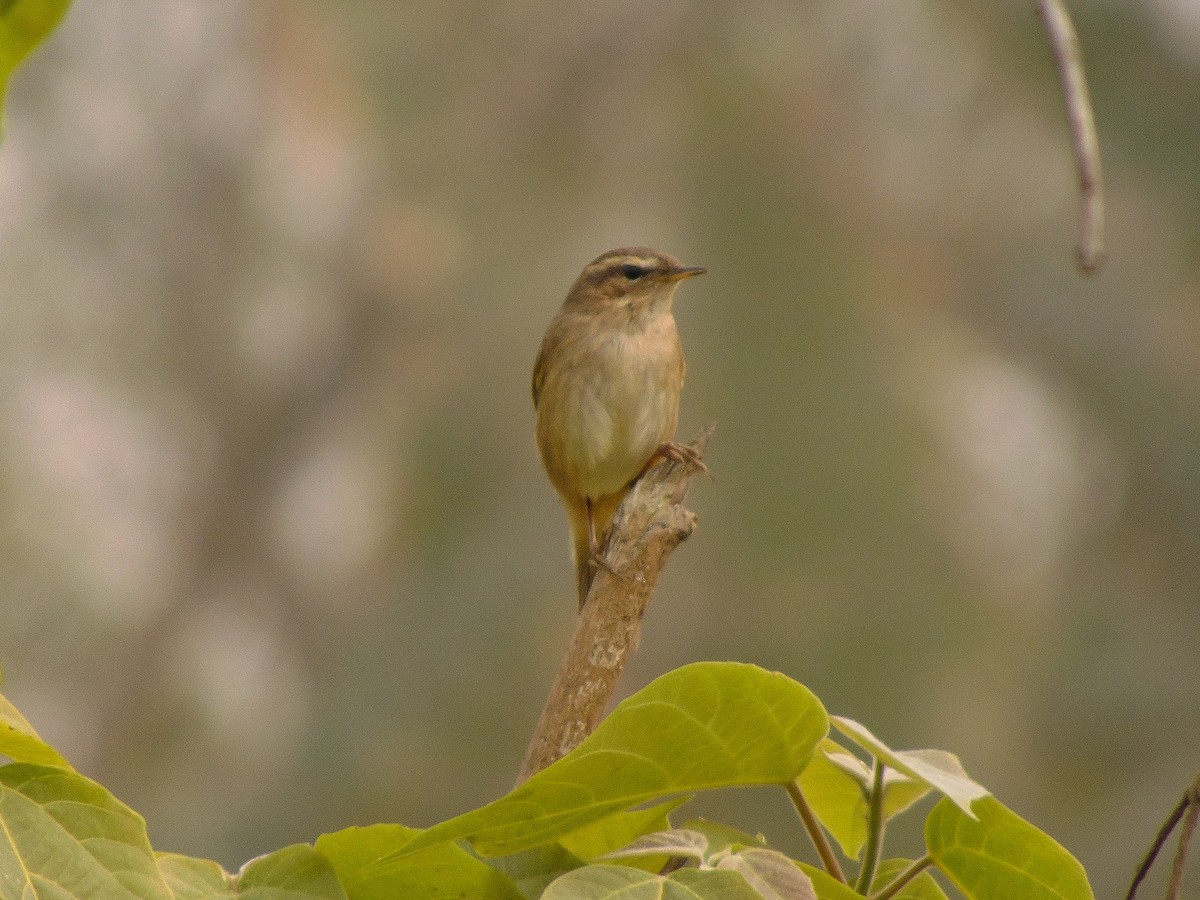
0, 763, 169, 899
926, 796, 1094, 900
542, 864, 764, 899
233, 845, 347, 899
715, 848, 816, 900
378, 663, 827, 864
316, 825, 522, 900
155, 854, 233, 900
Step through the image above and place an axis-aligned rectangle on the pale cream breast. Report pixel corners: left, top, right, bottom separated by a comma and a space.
536, 312, 682, 500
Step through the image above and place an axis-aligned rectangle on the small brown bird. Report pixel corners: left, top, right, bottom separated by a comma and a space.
532, 247, 706, 609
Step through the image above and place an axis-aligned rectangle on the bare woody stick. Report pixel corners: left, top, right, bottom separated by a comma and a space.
517, 424, 714, 784
1038, 0, 1107, 275
1125, 772, 1200, 900
1167, 798, 1199, 900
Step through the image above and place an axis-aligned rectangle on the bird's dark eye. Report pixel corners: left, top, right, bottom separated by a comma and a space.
620, 263, 645, 280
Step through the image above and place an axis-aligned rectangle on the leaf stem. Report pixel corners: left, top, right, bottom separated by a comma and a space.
787, 779, 847, 883
854, 760, 887, 893
869, 854, 934, 900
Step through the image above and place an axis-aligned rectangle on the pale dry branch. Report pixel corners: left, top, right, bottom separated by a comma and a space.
1126, 772, 1200, 900
1038, 0, 1107, 274
517, 424, 714, 783
1167, 798, 1199, 900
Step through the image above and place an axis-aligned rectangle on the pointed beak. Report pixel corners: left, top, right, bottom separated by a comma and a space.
664, 265, 707, 282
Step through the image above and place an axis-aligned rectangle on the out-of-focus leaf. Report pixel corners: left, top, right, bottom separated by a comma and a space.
379, 663, 827, 864
0, 0, 71, 115
925, 796, 1094, 900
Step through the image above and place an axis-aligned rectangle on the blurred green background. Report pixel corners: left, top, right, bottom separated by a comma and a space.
1, 0, 1197, 894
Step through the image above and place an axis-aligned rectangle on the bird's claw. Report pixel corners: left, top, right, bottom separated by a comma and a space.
588, 550, 621, 579
655, 441, 711, 478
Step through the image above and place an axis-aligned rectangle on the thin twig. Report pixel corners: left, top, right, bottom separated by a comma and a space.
787, 779, 847, 884
1167, 788, 1199, 900
516, 425, 715, 784
1125, 785, 1196, 900
1037, 0, 1106, 275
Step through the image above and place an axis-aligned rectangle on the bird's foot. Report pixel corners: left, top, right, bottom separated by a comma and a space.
654, 440, 711, 478
588, 549, 621, 580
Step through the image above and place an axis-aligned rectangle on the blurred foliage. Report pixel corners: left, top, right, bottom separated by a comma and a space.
0, 663, 1094, 900
0, 0, 70, 120
0, 1, 1196, 897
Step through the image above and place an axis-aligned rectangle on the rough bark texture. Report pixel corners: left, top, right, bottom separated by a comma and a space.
517, 423, 715, 784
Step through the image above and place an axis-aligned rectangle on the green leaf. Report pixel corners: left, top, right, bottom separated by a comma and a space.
157, 849, 349, 900
604, 823, 811, 897
797, 740, 870, 859
558, 797, 690, 862
233, 845, 346, 899
880, 767, 936, 820
830, 718, 987, 816
925, 796, 1094, 900
870, 858, 947, 900
602, 828, 710, 862
679, 819, 768, 856
798, 740, 931, 860
155, 854, 234, 900
0, 763, 171, 899
0, 690, 73, 769
0, 0, 71, 115
542, 864, 764, 899
489, 844, 585, 898
796, 863, 864, 900
715, 848, 816, 900
315, 825, 523, 900
382, 663, 827, 863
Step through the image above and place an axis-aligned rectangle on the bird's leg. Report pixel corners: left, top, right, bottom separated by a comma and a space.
652, 440, 711, 477
585, 496, 621, 579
